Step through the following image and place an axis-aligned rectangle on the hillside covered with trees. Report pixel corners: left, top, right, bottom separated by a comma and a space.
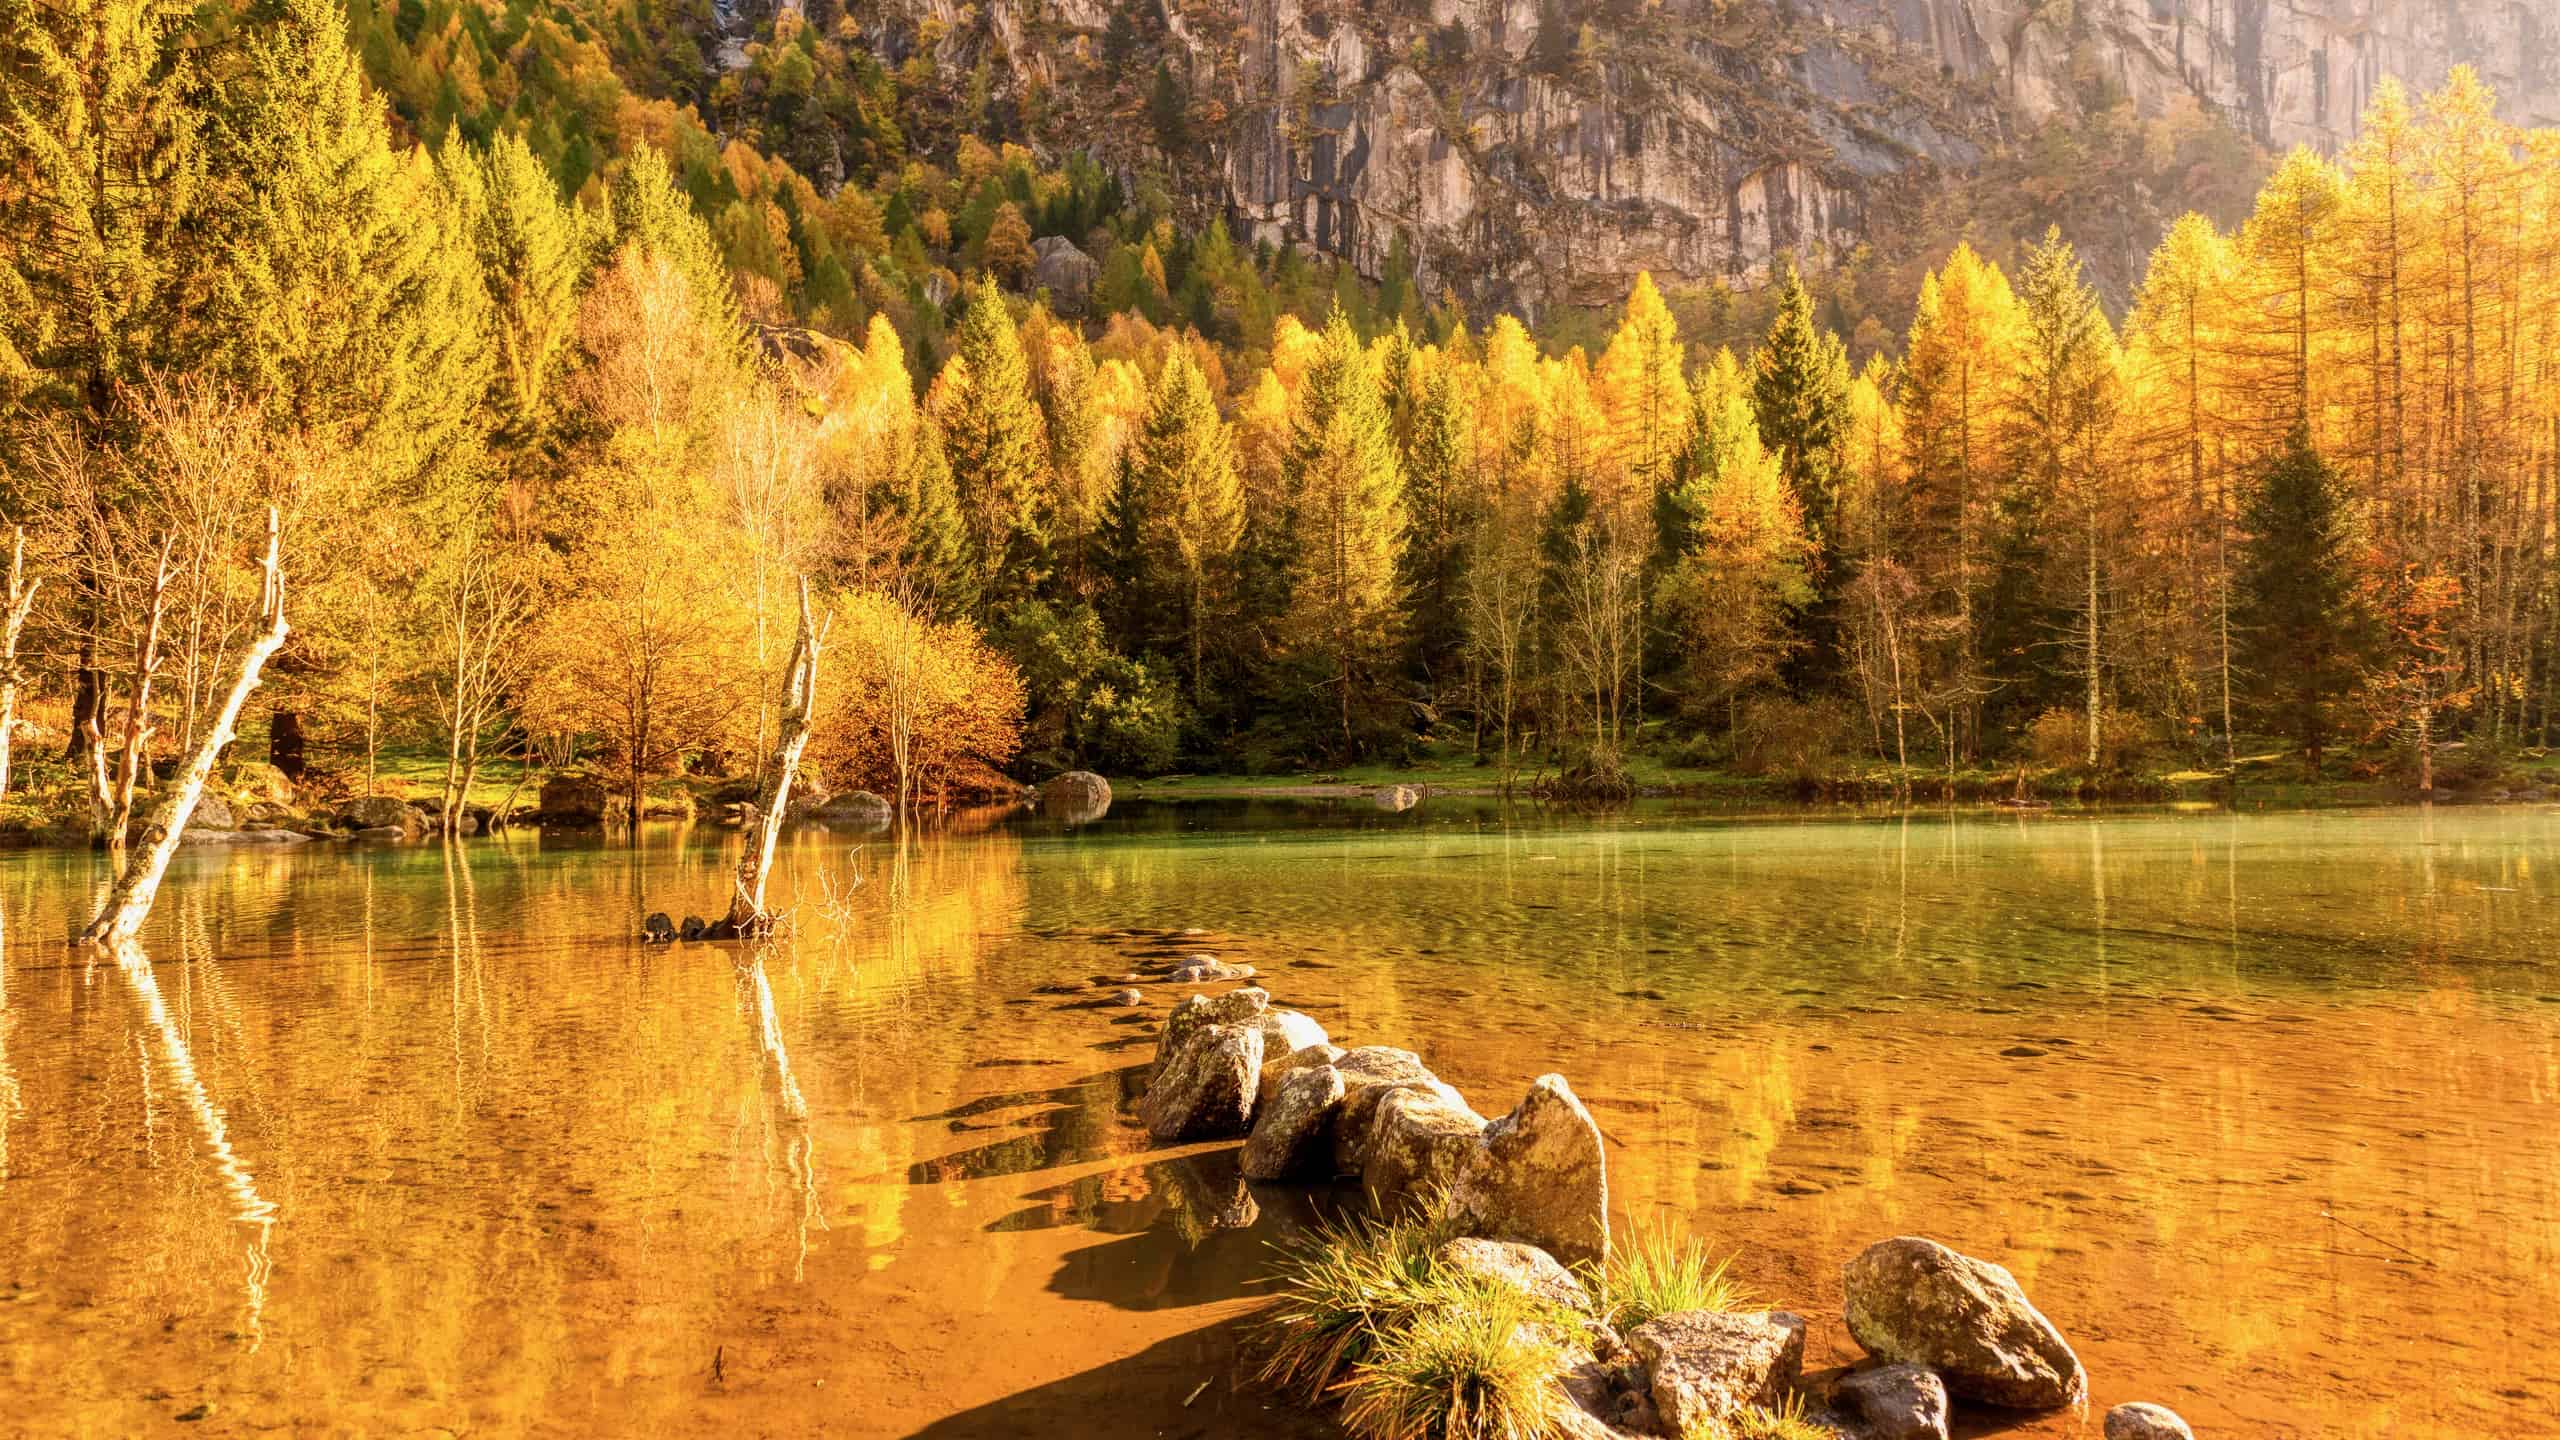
3, 0, 2556, 824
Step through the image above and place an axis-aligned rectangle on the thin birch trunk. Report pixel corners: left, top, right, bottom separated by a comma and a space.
728, 579, 826, 936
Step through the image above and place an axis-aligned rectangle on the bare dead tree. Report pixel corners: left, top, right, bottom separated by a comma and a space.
0, 530, 40, 798
80, 508, 289, 947
725, 578, 827, 937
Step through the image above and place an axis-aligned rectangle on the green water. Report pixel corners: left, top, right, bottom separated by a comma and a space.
0, 801, 2552, 1437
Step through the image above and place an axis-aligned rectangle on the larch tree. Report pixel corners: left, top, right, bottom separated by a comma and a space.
1126, 348, 1244, 700
1282, 308, 1407, 753
935, 274, 1050, 615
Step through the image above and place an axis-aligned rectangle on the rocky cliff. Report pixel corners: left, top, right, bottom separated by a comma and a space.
902, 0, 2557, 313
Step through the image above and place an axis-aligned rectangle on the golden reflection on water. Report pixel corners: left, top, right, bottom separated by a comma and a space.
0, 808, 2553, 1437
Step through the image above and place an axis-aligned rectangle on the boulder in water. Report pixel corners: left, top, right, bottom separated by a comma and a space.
1141, 988, 1271, 1140
1830, 1363, 1951, 1440
1841, 1236, 2086, 1410
1449, 1073, 1611, 1267
1240, 1061, 1346, 1180
1629, 1310, 1808, 1435
1256, 1040, 1346, 1113
1372, 784, 1422, 812
1038, 770, 1112, 823
2104, 1403, 2196, 1440
1363, 1085, 1488, 1213
642, 913, 676, 944
1329, 1046, 1475, 1174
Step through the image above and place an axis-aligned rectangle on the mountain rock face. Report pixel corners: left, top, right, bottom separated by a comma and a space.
963, 0, 2555, 311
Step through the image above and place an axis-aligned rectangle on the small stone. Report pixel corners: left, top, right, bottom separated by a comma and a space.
2105, 1402, 2197, 1440
1111, 988, 1144, 1006
679, 916, 707, 942
1831, 1363, 1950, 1440
641, 913, 676, 944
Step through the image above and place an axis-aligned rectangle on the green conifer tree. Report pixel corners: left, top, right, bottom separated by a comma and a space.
448, 130, 593, 433
2235, 428, 2369, 772
1127, 349, 1244, 700
1748, 262, 1851, 681
937, 274, 1050, 615
1283, 308, 1407, 753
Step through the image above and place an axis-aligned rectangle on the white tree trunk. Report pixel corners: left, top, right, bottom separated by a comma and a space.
0, 529, 39, 799
80, 510, 288, 947
726, 579, 826, 936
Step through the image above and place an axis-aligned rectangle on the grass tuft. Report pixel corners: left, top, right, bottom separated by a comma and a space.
1254, 1207, 1459, 1402
1685, 1395, 1832, 1440
1334, 1280, 1570, 1440
1596, 1225, 1751, 1333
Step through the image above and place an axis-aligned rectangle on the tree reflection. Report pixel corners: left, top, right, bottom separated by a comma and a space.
106, 936, 276, 1350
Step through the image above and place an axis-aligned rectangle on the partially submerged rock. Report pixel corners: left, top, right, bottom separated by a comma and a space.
1629, 1309, 1807, 1435
1240, 1061, 1346, 1180
1433, 1237, 1591, 1312
1039, 770, 1111, 823
1170, 956, 1256, 983
1256, 1040, 1345, 1113
1257, 1009, 1328, 1057
805, 790, 892, 831
1372, 784, 1421, 812
1140, 988, 1270, 1141
1830, 1363, 1951, 1440
1450, 1073, 1611, 1267
2105, 1402, 2196, 1440
1329, 1046, 1474, 1174
1841, 1236, 2086, 1410
179, 826, 310, 845
1363, 1084, 1488, 1214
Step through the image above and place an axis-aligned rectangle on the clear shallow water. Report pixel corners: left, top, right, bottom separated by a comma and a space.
1, 802, 2555, 1437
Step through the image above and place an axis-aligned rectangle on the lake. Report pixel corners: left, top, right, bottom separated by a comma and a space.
1, 801, 2553, 1438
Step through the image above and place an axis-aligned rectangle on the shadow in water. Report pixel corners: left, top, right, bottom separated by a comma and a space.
898, 1066, 1149, 1184
901, 1314, 1336, 1440
997, 1148, 1343, 1313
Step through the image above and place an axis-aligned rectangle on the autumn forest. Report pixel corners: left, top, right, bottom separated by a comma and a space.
6, 0, 2558, 820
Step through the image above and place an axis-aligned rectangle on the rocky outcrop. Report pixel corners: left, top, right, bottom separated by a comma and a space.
1140, 987, 1271, 1139
1330, 1045, 1476, 1173
805, 790, 893, 831
1449, 1073, 1610, 1268
913, 0, 2557, 315
189, 794, 238, 831
1831, 1363, 1951, 1440
1841, 1236, 2086, 1410
341, 795, 420, 836
537, 777, 620, 826
1033, 235, 1100, 311
2105, 1402, 2197, 1440
1629, 1309, 1808, 1435
1256, 1039, 1344, 1112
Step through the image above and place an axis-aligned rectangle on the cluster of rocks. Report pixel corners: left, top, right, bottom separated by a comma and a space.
173, 766, 505, 845
1140, 984, 1611, 1269
1131, 974, 2194, 1440
639, 911, 745, 945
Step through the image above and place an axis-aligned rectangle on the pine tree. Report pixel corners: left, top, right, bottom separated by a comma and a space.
1749, 262, 1851, 682
196, 0, 490, 481
2235, 429, 2368, 771
449, 130, 593, 432
1399, 353, 1474, 690
1126, 349, 1243, 700
0, 0, 208, 422
1283, 308, 1407, 754
610, 142, 741, 352
2007, 227, 2122, 765
935, 274, 1050, 615
896, 414, 976, 619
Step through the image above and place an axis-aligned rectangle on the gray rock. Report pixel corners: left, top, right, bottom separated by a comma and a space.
1630, 1310, 1808, 1435
1363, 1084, 1488, 1214
1256, 1040, 1346, 1113
1141, 988, 1271, 1141
808, 790, 892, 831
535, 776, 619, 824
1038, 770, 1111, 823
189, 794, 238, 831
1449, 1073, 1611, 1267
342, 795, 414, 832
1033, 235, 1100, 313
1434, 1237, 1591, 1311
1170, 958, 1256, 984
1110, 987, 1145, 1006
179, 827, 311, 845
1240, 1061, 1346, 1180
1257, 1009, 1328, 1057
1140, 1019, 1264, 1141
1329, 1046, 1475, 1175
1372, 783, 1422, 811
2105, 1402, 2196, 1440
1148, 987, 1270, 1085
1841, 1236, 2086, 1410
1831, 1363, 1950, 1440
352, 825, 407, 840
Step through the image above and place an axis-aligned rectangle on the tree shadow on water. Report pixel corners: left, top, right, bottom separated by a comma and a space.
899, 1313, 1336, 1440
989, 1148, 1352, 1313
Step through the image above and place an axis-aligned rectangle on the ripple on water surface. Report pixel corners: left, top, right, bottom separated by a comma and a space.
0, 803, 2553, 1437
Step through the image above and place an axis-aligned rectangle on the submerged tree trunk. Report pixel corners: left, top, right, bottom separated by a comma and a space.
727, 580, 826, 938
81, 510, 289, 947
0, 530, 40, 799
